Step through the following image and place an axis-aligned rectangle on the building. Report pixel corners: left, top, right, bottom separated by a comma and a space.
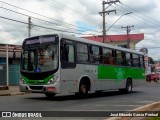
0, 44, 21, 85
82, 33, 144, 49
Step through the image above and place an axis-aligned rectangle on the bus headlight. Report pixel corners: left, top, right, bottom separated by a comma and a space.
48, 75, 59, 84
20, 78, 26, 84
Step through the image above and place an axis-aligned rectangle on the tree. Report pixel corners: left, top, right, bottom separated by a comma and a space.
148, 57, 155, 72
148, 57, 154, 64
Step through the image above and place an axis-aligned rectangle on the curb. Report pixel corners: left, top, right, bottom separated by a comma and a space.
0, 92, 25, 96
106, 102, 160, 120
0, 86, 9, 90
11, 92, 25, 96
0, 93, 11, 96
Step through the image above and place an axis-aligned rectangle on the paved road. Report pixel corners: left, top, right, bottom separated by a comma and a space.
0, 82, 159, 119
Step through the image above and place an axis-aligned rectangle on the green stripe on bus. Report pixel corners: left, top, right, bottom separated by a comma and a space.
21, 74, 54, 85
98, 65, 145, 83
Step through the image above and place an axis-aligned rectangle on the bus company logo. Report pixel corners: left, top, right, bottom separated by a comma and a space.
2, 112, 11, 117
115, 67, 125, 83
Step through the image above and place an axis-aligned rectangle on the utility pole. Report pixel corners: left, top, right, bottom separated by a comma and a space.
121, 25, 134, 49
99, 0, 120, 43
6, 44, 9, 86
28, 17, 31, 37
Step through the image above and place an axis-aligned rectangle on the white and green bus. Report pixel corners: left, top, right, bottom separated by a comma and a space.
19, 33, 145, 98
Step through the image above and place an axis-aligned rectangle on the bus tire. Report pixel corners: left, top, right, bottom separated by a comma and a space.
119, 79, 132, 94
77, 77, 90, 97
76, 83, 88, 98
125, 79, 132, 93
45, 93, 56, 98
79, 84, 88, 95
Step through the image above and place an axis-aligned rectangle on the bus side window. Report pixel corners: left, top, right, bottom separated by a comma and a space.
90, 45, 100, 64
77, 43, 88, 63
61, 40, 76, 68
132, 54, 140, 67
103, 48, 111, 64
125, 53, 131, 66
140, 55, 144, 68
111, 50, 116, 65
116, 50, 123, 66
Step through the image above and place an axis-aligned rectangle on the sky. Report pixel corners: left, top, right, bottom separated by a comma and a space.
0, 0, 160, 60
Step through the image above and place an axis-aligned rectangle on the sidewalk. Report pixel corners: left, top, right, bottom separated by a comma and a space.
107, 102, 160, 120
0, 85, 24, 96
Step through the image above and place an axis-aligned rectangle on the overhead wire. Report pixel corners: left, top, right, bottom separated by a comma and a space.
0, 5, 102, 35
45, 0, 102, 26
0, 15, 100, 35
116, 3, 160, 29
0, 1, 101, 34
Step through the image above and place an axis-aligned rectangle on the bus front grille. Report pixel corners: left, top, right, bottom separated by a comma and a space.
29, 86, 43, 90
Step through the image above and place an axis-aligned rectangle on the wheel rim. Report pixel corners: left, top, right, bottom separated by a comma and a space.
128, 84, 132, 92
127, 81, 132, 92
80, 85, 87, 94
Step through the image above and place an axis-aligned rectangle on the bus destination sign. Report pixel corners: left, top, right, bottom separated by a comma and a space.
25, 36, 56, 45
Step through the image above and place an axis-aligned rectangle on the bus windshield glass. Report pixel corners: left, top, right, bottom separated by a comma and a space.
22, 45, 58, 72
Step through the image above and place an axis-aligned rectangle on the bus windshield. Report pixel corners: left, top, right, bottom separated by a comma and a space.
22, 45, 58, 72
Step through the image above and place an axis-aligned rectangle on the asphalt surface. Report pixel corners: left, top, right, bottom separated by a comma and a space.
0, 82, 160, 119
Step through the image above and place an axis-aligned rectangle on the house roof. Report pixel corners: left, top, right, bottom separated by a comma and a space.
82, 33, 144, 43
0, 44, 21, 58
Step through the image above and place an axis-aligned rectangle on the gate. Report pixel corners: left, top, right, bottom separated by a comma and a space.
0, 64, 20, 85
9, 65, 20, 85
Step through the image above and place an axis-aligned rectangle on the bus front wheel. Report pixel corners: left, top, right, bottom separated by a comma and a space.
76, 83, 88, 97
45, 93, 56, 98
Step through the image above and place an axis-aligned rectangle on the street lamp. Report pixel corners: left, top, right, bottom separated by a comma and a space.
106, 12, 132, 32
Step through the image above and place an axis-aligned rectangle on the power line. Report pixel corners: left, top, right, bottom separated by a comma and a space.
123, 4, 160, 25
107, 3, 160, 34
0, 15, 98, 35
116, 3, 160, 29
0, 1, 101, 33
0, 6, 102, 35
44, 0, 102, 26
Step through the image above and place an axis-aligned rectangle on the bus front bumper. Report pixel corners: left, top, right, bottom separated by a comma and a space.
19, 83, 60, 94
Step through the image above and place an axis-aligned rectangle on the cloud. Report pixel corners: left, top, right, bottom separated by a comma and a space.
122, 0, 156, 13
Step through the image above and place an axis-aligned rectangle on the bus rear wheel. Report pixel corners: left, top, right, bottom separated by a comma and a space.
45, 93, 56, 98
125, 79, 132, 93
119, 79, 132, 94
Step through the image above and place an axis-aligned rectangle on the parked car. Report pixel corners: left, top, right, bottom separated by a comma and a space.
146, 73, 159, 82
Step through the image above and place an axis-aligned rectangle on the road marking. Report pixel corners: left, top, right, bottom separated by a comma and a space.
96, 105, 140, 106
82, 104, 141, 107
